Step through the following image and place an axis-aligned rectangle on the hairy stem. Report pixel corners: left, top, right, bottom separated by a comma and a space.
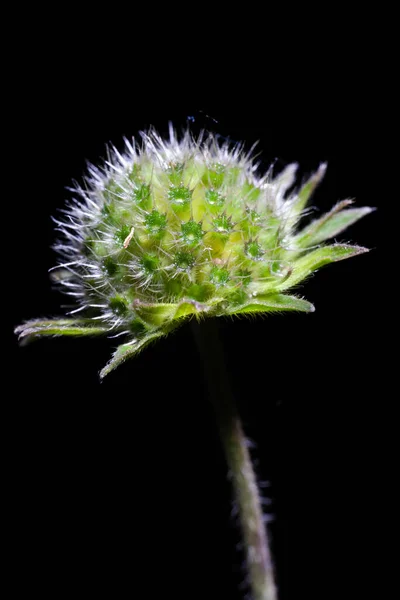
191, 319, 277, 600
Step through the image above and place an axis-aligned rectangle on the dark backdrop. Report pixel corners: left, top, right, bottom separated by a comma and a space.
7, 20, 383, 600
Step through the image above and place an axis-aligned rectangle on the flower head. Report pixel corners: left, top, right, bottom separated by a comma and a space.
15, 125, 373, 377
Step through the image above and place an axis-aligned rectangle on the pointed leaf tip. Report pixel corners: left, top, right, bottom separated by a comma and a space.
295, 202, 374, 247
292, 162, 328, 217
99, 320, 183, 378
276, 244, 369, 291
99, 331, 163, 379
273, 163, 299, 196
228, 293, 315, 315
15, 319, 110, 344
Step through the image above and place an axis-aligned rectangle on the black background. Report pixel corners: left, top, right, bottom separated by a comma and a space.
7, 13, 385, 600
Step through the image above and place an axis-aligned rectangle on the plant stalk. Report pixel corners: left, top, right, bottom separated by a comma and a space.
191, 319, 277, 600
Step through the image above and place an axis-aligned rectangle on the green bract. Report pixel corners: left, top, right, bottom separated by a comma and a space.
15, 126, 372, 377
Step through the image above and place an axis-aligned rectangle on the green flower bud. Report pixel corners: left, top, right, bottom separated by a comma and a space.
15, 126, 373, 377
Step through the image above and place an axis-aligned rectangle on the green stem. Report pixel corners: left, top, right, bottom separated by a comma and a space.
191, 319, 277, 600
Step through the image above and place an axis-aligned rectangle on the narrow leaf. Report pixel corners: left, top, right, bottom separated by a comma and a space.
294, 201, 374, 247
15, 318, 109, 344
100, 331, 164, 379
228, 294, 315, 315
272, 163, 298, 197
291, 163, 327, 217
276, 244, 369, 291
99, 320, 184, 378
